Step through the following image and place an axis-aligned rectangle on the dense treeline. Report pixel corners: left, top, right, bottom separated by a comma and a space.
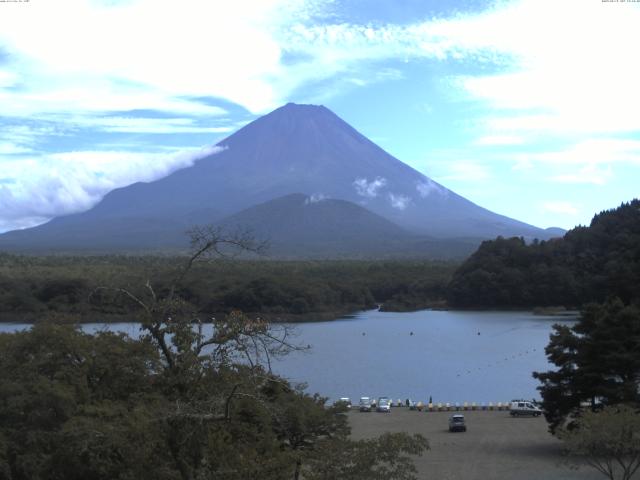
532, 299, 640, 479
0, 299, 428, 479
0, 230, 430, 479
0, 255, 455, 322
534, 298, 640, 433
448, 200, 640, 308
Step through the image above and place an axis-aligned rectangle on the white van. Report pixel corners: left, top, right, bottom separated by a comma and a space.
377, 397, 392, 413
509, 400, 542, 416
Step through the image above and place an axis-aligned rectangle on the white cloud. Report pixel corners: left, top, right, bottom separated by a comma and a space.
0, 77, 229, 118
304, 193, 327, 204
532, 139, 640, 167
542, 201, 579, 216
448, 0, 640, 137
0, 0, 318, 116
0, 142, 32, 154
353, 177, 387, 198
0, 145, 224, 232
438, 161, 492, 182
551, 165, 613, 186
511, 156, 533, 171
517, 139, 640, 185
388, 193, 410, 210
416, 178, 445, 197
78, 116, 233, 134
474, 135, 524, 146
375, 68, 404, 82
1, 0, 636, 159
287, 0, 640, 178
1, 0, 638, 129
0, 125, 71, 152
0, 69, 18, 88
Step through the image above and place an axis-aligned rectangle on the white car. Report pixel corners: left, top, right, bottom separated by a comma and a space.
377, 397, 391, 413
510, 400, 542, 416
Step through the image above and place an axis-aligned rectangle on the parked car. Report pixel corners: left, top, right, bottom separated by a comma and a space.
377, 397, 391, 413
509, 400, 542, 417
579, 399, 604, 411
359, 397, 372, 412
334, 397, 352, 410
448, 414, 466, 432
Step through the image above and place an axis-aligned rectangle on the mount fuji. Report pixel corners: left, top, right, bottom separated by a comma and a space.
0, 103, 559, 256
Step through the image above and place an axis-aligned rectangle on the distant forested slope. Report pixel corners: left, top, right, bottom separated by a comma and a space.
0, 256, 455, 322
447, 200, 640, 308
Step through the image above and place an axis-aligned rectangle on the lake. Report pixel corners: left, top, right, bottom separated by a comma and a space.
0, 309, 575, 405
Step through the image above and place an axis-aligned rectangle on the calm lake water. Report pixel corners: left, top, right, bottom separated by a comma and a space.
0, 309, 576, 404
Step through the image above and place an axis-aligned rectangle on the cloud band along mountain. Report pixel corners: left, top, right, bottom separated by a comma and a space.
0, 103, 558, 256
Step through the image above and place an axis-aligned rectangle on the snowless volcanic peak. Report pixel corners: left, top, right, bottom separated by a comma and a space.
201, 102, 547, 239
0, 103, 554, 254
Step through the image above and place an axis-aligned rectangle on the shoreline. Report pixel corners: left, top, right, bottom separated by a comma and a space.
0, 305, 581, 325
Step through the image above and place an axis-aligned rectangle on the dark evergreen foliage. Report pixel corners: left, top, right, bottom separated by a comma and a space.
0, 257, 455, 322
448, 200, 640, 308
533, 299, 640, 433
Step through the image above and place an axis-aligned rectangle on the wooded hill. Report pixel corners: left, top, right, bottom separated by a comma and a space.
447, 200, 640, 308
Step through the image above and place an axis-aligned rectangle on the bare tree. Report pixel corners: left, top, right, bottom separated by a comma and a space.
90, 226, 313, 479
92, 225, 301, 375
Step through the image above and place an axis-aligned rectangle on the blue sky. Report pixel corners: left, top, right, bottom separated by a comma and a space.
1, 0, 639, 232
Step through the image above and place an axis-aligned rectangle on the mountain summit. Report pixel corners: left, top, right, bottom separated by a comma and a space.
0, 103, 555, 255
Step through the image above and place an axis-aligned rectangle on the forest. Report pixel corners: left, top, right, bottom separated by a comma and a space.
2, 200, 639, 323
448, 200, 640, 309
0, 255, 455, 323
0, 229, 431, 480
1, 202, 639, 478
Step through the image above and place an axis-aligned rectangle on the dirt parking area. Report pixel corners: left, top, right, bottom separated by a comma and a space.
348, 409, 601, 480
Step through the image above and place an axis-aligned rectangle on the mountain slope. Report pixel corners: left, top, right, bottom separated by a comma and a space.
0, 103, 557, 255
219, 193, 480, 259
220, 193, 410, 257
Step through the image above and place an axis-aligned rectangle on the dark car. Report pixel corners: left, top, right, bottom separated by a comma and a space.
448, 414, 467, 432
359, 397, 372, 412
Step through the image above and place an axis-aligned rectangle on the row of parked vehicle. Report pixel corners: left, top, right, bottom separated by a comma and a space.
356, 396, 392, 412
335, 398, 543, 435
335, 397, 543, 417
